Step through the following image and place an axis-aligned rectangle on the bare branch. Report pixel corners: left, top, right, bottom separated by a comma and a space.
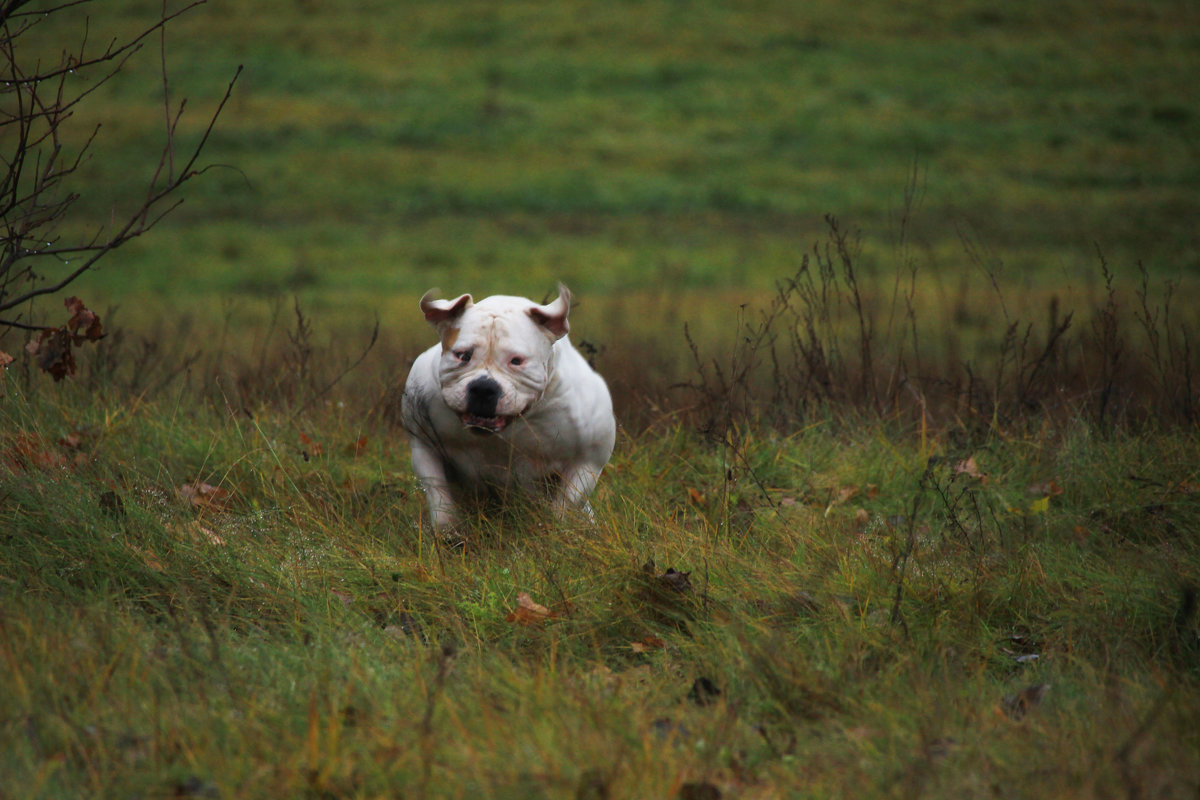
0, 0, 238, 320
0, 316, 46, 331
3, 1, 207, 86
174, 65, 241, 180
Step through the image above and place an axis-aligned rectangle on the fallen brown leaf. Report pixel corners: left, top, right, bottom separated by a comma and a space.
178, 481, 233, 511
168, 520, 226, 546
953, 456, 988, 481
3, 433, 68, 470
57, 432, 84, 449
630, 636, 666, 653
1001, 683, 1050, 719
1027, 480, 1064, 497
299, 432, 323, 457
130, 545, 165, 572
505, 591, 556, 625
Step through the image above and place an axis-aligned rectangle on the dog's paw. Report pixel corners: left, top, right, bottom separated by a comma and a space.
432, 520, 471, 549
438, 533, 470, 550
552, 498, 598, 528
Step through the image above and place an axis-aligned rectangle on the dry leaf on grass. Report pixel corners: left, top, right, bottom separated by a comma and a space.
1001, 683, 1050, 719
854, 508, 871, 529
3, 433, 69, 470
57, 432, 85, 449
505, 591, 557, 626
1027, 495, 1051, 514
630, 636, 666, 653
953, 456, 988, 481
129, 545, 165, 572
167, 520, 225, 546
2, 431, 92, 471
1027, 480, 1064, 497
178, 481, 233, 511
298, 432, 323, 458
196, 525, 225, 546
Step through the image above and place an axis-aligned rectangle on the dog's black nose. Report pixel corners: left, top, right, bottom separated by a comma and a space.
466, 375, 503, 418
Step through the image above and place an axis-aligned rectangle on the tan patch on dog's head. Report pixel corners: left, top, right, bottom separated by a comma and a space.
441, 326, 460, 352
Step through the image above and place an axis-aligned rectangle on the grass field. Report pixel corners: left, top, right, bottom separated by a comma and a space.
3, 378, 1199, 798
3, 1, 1200, 797
21, 0, 1200, 319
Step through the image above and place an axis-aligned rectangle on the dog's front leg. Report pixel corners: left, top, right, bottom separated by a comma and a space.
409, 438, 459, 532
554, 463, 603, 521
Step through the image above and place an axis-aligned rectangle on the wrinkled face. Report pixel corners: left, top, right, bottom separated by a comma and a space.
430, 295, 565, 434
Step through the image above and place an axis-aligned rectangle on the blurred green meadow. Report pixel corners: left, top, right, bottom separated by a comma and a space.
4, 3, 1200, 798
32, 0, 1200, 334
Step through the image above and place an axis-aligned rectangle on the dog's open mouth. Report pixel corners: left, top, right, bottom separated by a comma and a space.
460, 413, 510, 434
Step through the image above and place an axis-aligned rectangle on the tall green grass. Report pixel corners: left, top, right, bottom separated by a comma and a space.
3, 348, 1199, 797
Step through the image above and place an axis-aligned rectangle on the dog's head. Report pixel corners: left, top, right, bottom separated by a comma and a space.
419, 284, 572, 434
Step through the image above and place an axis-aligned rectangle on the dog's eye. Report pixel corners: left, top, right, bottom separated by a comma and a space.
453, 349, 472, 363
509, 356, 525, 367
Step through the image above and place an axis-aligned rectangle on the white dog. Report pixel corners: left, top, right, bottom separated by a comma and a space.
401, 284, 616, 532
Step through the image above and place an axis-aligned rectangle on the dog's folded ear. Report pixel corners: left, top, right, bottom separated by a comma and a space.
420, 290, 473, 333
528, 283, 571, 340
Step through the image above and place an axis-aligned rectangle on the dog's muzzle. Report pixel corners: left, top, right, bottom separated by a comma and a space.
462, 375, 509, 434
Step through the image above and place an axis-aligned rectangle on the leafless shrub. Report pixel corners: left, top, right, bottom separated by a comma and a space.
1135, 262, 1196, 424
0, 0, 239, 368
678, 218, 1198, 434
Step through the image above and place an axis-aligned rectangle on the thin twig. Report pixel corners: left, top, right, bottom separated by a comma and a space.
0, 65, 242, 313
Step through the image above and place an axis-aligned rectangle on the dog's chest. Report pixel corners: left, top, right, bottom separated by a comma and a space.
441, 422, 573, 489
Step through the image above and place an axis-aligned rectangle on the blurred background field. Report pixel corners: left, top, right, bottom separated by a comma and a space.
5, 4, 1200, 797
19, 0, 1199, 342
